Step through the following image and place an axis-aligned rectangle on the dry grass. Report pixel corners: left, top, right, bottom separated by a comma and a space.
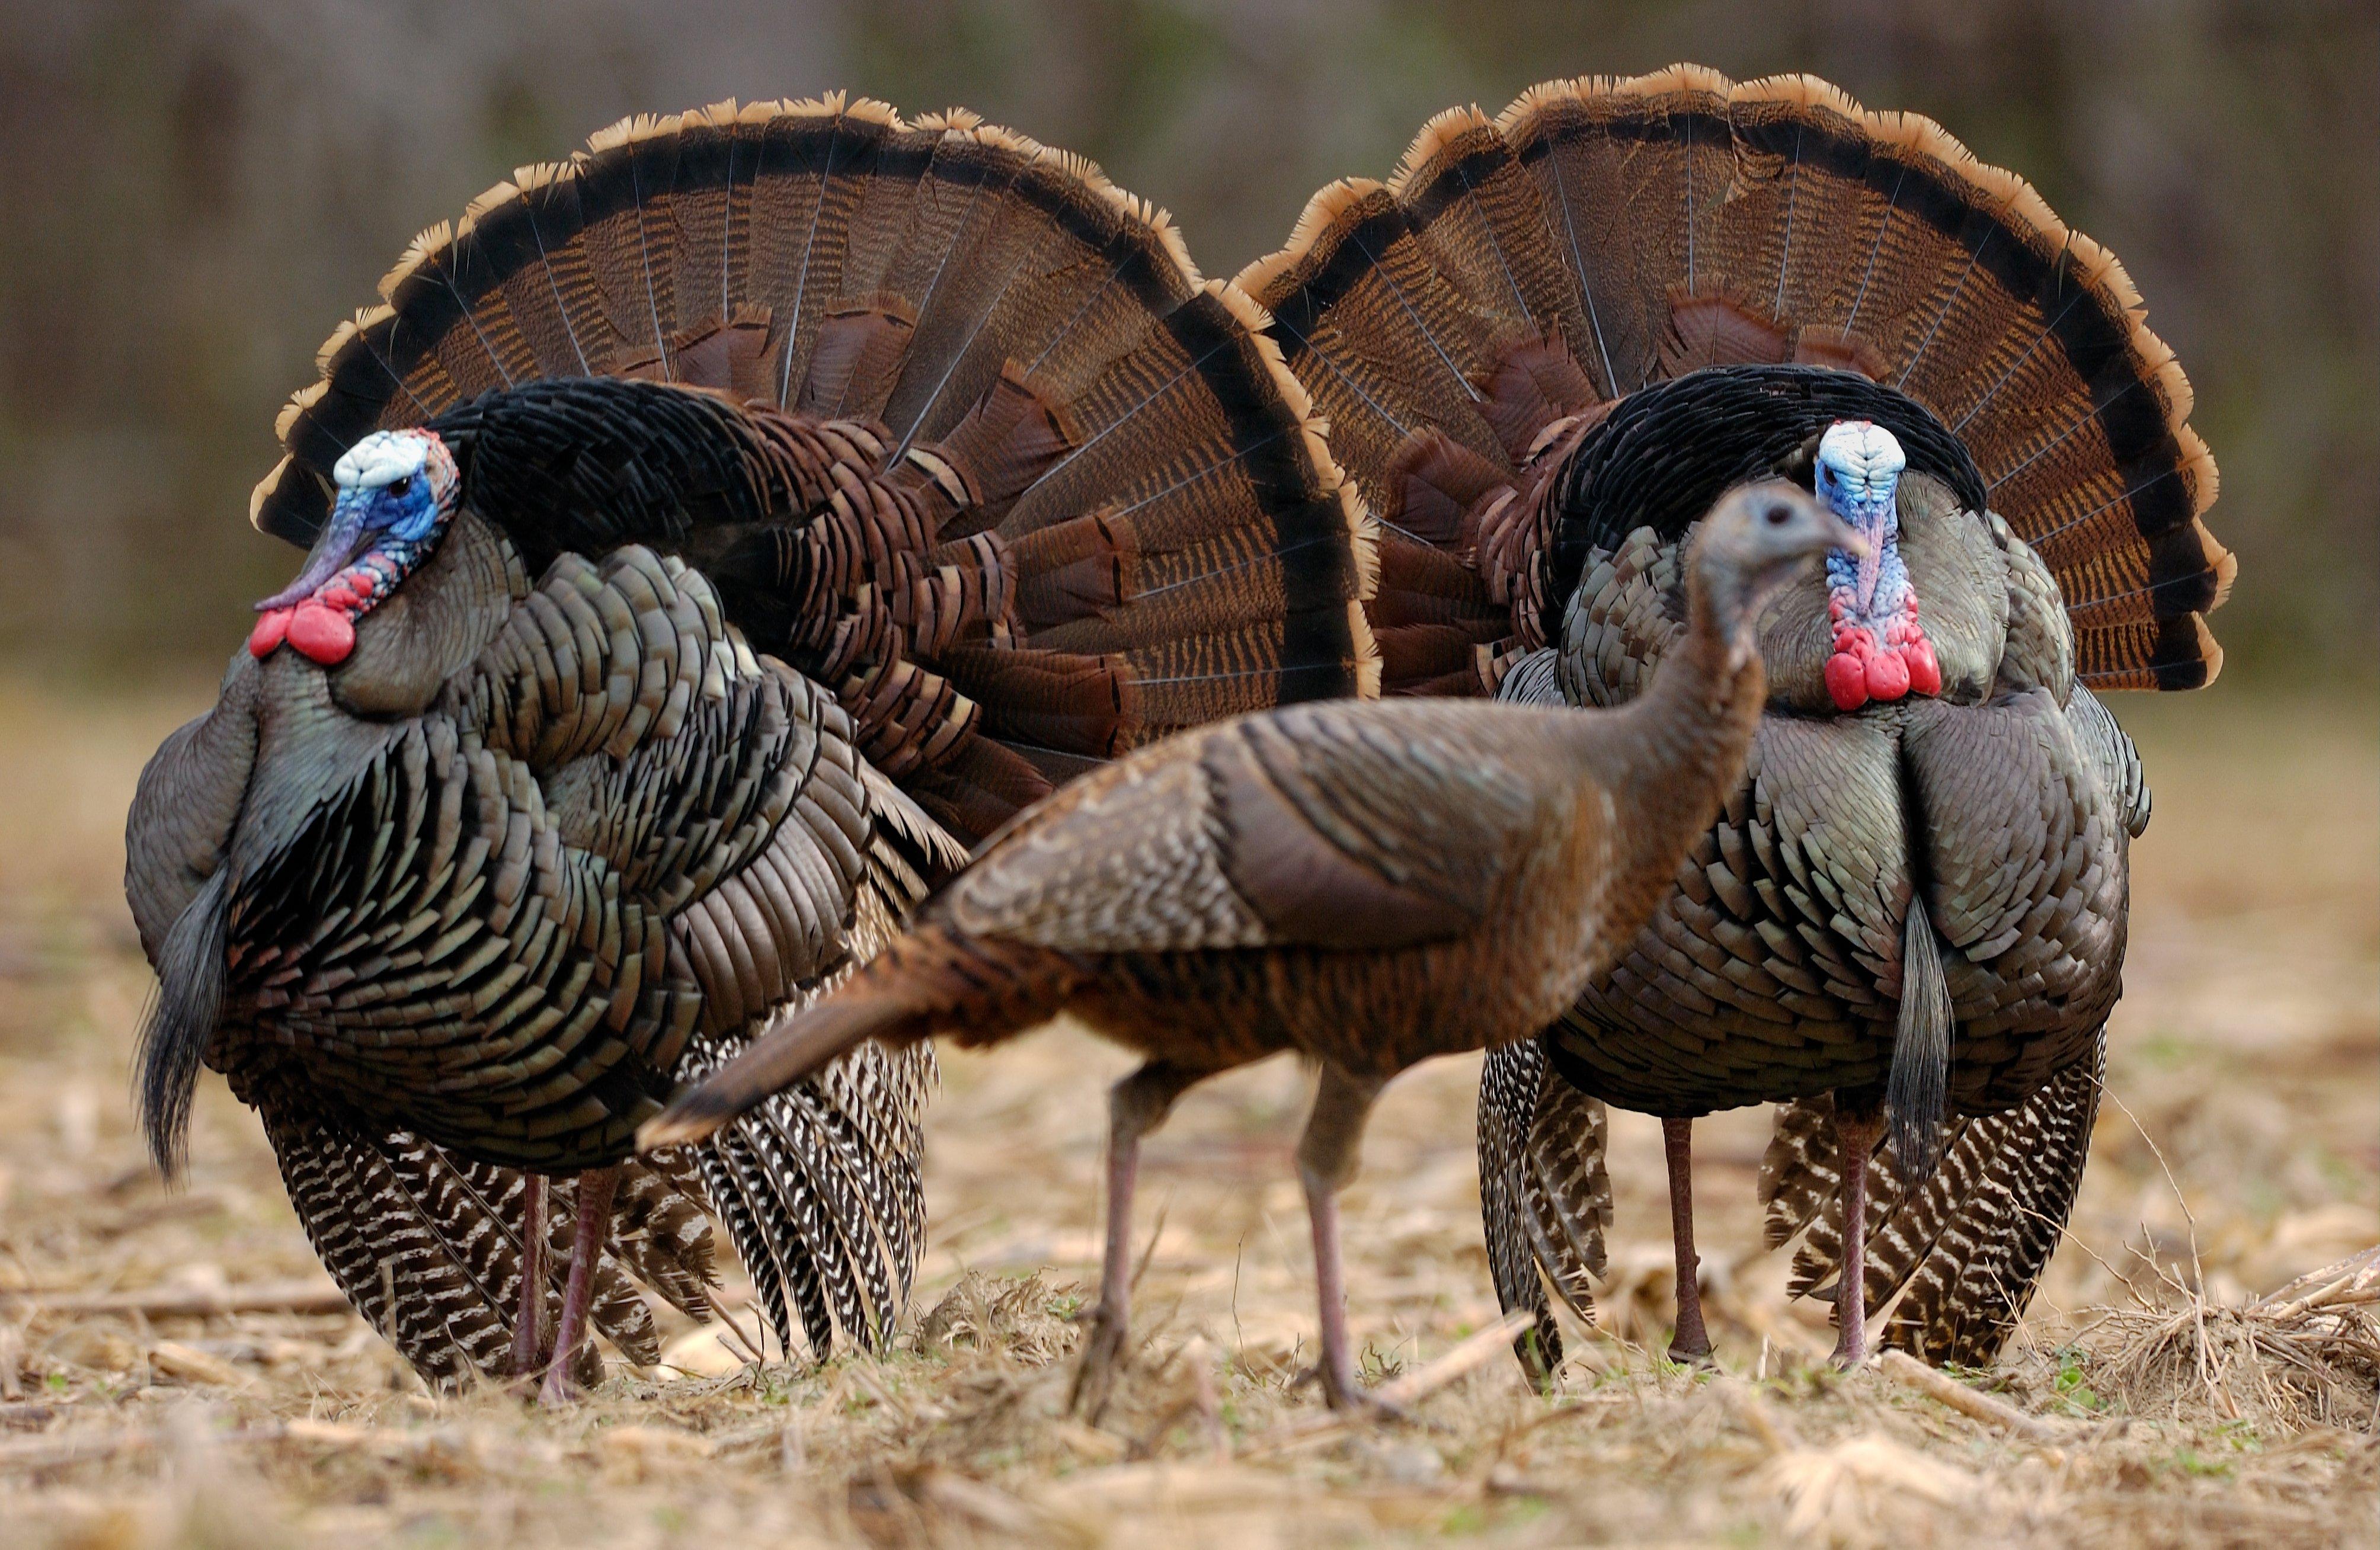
2075, 1248, 2380, 1435
0, 673, 2373, 1548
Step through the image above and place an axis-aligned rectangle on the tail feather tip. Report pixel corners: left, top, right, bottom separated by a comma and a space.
638, 1097, 736, 1153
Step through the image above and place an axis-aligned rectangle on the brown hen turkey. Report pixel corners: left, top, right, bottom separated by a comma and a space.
1241, 67, 2228, 1371
647, 482, 1858, 1416
124, 97, 1373, 1401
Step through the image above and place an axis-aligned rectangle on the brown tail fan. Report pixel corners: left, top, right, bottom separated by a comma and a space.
254, 95, 1376, 844
1242, 66, 2230, 693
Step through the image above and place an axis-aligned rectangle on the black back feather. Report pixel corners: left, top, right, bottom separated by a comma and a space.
1543, 365, 1987, 646
431, 379, 787, 575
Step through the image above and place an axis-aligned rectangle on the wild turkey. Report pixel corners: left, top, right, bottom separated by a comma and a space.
123, 97, 1373, 1401
1239, 67, 2228, 1370
645, 482, 1859, 1415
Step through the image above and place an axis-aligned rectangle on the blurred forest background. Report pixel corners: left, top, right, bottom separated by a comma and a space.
0, 14, 2373, 1541
0, 0, 2372, 683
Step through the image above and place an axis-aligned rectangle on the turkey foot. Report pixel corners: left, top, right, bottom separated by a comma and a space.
1305, 1361, 1415, 1425
1829, 1099, 1884, 1369
1296, 1213, 1412, 1425
1070, 1302, 1132, 1423
1069, 1062, 1198, 1423
539, 1165, 620, 1406
1662, 1117, 1716, 1366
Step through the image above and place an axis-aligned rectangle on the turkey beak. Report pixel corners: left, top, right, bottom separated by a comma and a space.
255, 498, 369, 612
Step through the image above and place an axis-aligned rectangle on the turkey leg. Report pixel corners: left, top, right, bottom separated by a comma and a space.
1662, 1117, 1714, 1365
1297, 1062, 1390, 1413
511, 1172, 549, 1377
539, 1164, 620, 1406
1071, 1061, 1202, 1422
1830, 1099, 1884, 1368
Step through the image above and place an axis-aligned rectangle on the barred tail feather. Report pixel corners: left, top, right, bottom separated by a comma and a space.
603, 1153, 719, 1321
657, 786, 953, 1360
1477, 1036, 1614, 1381
1479, 1039, 1563, 1379
1760, 1037, 2105, 1365
249, 1086, 711, 1386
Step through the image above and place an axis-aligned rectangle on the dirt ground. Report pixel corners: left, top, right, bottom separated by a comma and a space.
1, 671, 2373, 1548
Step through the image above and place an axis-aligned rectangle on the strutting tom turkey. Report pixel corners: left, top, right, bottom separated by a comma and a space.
1240, 66, 2228, 1370
124, 96, 1374, 1399
645, 483, 1860, 1416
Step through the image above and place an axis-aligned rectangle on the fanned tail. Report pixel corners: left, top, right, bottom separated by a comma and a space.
1759, 1038, 2106, 1365
255, 95, 1376, 847
1243, 67, 2229, 694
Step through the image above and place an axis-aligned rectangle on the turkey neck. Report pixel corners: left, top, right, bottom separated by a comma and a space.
1586, 564, 1768, 909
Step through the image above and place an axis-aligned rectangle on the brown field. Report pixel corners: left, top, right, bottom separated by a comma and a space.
1, 672, 2373, 1548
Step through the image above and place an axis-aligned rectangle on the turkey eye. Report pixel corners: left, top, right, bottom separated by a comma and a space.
1765, 503, 1794, 526
387, 475, 414, 497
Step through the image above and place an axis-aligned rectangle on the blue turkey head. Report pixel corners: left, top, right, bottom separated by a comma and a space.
249, 429, 459, 666
1815, 421, 1940, 710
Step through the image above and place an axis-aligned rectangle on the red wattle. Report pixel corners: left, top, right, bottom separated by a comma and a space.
1905, 635, 1942, 697
319, 581, 359, 610
287, 601, 357, 665
1826, 652, 1870, 711
1866, 648, 1912, 701
248, 607, 293, 658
